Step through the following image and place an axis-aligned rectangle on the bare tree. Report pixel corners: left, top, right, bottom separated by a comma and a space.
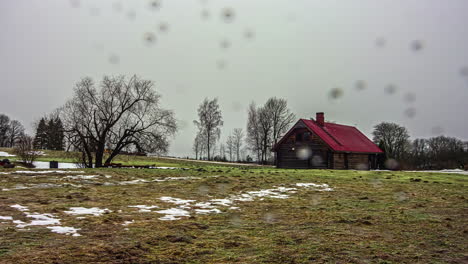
226, 134, 235, 161
13, 135, 39, 166
219, 143, 226, 161
246, 102, 262, 162
263, 97, 296, 145
61, 75, 177, 167
232, 128, 244, 162
6, 120, 25, 147
193, 98, 223, 161
257, 106, 274, 164
192, 132, 203, 160
372, 122, 410, 161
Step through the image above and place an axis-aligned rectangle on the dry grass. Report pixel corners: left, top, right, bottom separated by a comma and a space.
0, 165, 466, 263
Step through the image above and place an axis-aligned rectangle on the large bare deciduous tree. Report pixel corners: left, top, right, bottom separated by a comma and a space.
61, 75, 177, 167
232, 128, 244, 162
372, 122, 410, 161
193, 98, 223, 161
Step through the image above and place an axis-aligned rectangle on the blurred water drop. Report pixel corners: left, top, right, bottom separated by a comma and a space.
216, 183, 229, 194
375, 37, 386, 47
197, 184, 209, 195
201, 9, 210, 20
356, 163, 369, 170
459, 66, 468, 77
370, 178, 383, 188
431, 126, 444, 135
229, 213, 242, 226
296, 147, 312, 160
108, 54, 120, 64
384, 159, 399, 170
158, 22, 169, 33
355, 80, 366, 91
311, 155, 324, 166
384, 84, 397, 95
310, 194, 321, 206
112, 1, 122, 12
217, 59, 227, 70
231, 101, 242, 112
411, 40, 423, 51
69, 0, 80, 8
394, 191, 408, 201
127, 10, 136, 20
144, 32, 156, 45
149, 0, 161, 10
404, 108, 416, 118
403, 92, 416, 103
89, 7, 100, 16
221, 7, 235, 23
220, 39, 231, 49
263, 212, 277, 223
329, 88, 343, 100
244, 29, 255, 39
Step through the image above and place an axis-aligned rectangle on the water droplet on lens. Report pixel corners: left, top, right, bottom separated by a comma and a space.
150, 0, 161, 10
384, 159, 399, 170
244, 29, 255, 39
431, 126, 444, 135
460, 66, 468, 77
311, 155, 323, 166
411, 40, 423, 51
404, 108, 416, 118
375, 37, 386, 47
384, 84, 397, 95
158, 22, 169, 33
263, 212, 276, 223
89, 7, 100, 16
403, 92, 416, 103
127, 10, 136, 20
144, 32, 156, 45
221, 7, 235, 23
296, 147, 312, 160
220, 39, 231, 49
231, 101, 242, 112
112, 1, 122, 12
329, 88, 343, 100
217, 59, 227, 69
69, 0, 80, 8
394, 191, 408, 201
356, 163, 368, 170
108, 54, 120, 64
201, 9, 210, 19
355, 80, 366, 91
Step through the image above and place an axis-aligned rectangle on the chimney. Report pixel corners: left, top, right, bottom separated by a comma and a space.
316, 112, 324, 126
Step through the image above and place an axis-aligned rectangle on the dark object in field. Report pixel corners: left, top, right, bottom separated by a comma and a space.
50, 161, 59, 169
104, 163, 153, 169
410, 178, 422, 182
272, 112, 383, 170
0, 159, 15, 168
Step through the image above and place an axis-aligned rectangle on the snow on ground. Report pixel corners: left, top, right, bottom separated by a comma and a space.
47, 226, 81, 236
6, 204, 81, 236
13, 170, 85, 174
64, 207, 111, 216
0, 151, 15, 157
65, 175, 100, 180
33, 161, 79, 169
156, 208, 191, 221
406, 169, 468, 175
153, 182, 334, 220
128, 205, 159, 212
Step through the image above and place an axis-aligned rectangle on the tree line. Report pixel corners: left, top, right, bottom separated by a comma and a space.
0, 114, 25, 148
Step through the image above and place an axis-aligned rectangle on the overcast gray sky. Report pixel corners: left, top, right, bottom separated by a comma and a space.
1, 0, 467, 157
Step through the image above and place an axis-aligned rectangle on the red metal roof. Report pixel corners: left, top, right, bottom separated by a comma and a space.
273, 119, 383, 153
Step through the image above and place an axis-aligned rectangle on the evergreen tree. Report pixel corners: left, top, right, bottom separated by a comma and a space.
33, 118, 48, 149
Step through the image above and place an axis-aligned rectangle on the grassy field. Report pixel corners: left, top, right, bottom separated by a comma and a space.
0, 156, 467, 263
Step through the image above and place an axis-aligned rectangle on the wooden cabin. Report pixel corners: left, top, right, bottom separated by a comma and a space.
272, 113, 383, 170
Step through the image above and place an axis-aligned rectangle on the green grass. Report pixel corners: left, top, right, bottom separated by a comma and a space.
0, 156, 466, 263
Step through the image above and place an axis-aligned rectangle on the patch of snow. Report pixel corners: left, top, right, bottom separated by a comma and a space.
296, 183, 334, 191
29, 151, 46, 156
14, 170, 85, 174
0, 151, 15, 157
104, 175, 112, 178
0, 216, 13, 221
64, 207, 111, 216
47, 226, 81, 236
122, 220, 135, 226
195, 208, 221, 214
159, 196, 196, 206
16, 213, 61, 228
119, 179, 149, 185
65, 175, 99, 180
0, 172, 10, 175
10, 204, 29, 212
210, 199, 233, 206
194, 202, 216, 209
33, 161, 80, 169
406, 169, 468, 175
155, 208, 190, 221
128, 205, 159, 212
